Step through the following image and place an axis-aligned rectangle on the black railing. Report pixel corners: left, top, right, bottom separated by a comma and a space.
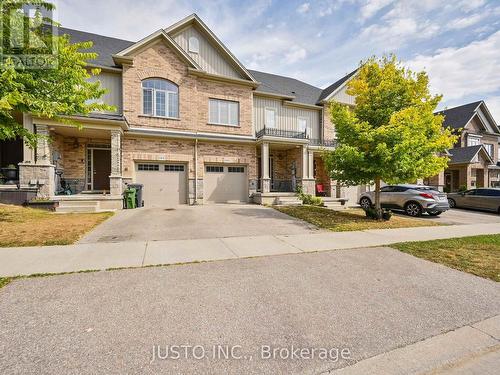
309, 138, 337, 147
256, 127, 307, 139
271, 179, 295, 192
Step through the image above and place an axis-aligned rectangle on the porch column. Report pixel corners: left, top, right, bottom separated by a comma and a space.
301, 145, 315, 195
18, 124, 55, 198
261, 142, 270, 193
109, 129, 123, 196
22, 113, 34, 163
308, 151, 314, 179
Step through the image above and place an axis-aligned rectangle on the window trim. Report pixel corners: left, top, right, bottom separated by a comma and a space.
142, 78, 179, 119
264, 107, 277, 128
208, 98, 240, 127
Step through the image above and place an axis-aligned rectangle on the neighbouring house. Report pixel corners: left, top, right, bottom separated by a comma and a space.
0, 14, 363, 210
424, 101, 500, 192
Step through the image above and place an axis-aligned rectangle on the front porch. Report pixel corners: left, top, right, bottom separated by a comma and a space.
254, 139, 337, 204
0, 115, 126, 210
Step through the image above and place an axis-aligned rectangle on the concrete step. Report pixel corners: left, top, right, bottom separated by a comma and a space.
56, 205, 99, 213
56, 200, 100, 207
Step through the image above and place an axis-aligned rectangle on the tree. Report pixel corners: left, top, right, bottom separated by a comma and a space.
323, 55, 457, 219
0, 1, 113, 147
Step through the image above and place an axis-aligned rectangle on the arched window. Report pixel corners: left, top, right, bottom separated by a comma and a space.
188, 36, 199, 53
142, 78, 179, 118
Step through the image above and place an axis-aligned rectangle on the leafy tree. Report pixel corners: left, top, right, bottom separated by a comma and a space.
0, 1, 113, 147
323, 55, 457, 219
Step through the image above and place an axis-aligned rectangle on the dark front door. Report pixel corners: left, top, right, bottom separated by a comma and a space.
92, 149, 111, 191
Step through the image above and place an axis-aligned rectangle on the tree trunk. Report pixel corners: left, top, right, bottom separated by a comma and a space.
374, 177, 383, 220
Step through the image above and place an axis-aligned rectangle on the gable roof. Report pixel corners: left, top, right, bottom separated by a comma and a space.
435, 101, 483, 131
165, 14, 257, 83
318, 69, 358, 102
113, 29, 202, 69
59, 27, 134, 68
448, 145, 494, 165
250, 70, 323, 105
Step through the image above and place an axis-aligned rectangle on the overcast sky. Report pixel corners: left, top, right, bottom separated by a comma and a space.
57, 0, 500, 119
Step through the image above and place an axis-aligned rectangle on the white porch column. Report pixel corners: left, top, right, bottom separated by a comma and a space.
22, 113, 34, 163
301, 145, 315, 195
109, 129, 123, 196
261, 142, 270, 193
308, 151, 314, 179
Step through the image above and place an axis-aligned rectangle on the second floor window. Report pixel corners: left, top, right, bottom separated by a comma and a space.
467, 135, 481, 147
142, 78, 179, 118
484, 143, 494, 158
209, 99, 239, 126
265, 108, 276, 128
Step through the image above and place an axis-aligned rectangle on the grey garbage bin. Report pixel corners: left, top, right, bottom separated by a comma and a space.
127, 184, 144, 208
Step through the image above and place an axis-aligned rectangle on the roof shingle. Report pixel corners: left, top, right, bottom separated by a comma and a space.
435, 101, 482, 131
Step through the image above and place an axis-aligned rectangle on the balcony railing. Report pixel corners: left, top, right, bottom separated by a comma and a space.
309, 138, 338, 147
256, 127, 307, 139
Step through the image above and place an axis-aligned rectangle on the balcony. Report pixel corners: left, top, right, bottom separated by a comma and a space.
256, 127, 307, 139
309, 138, 337, 147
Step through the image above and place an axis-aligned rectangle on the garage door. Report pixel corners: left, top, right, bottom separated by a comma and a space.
204, 165, 248, 203
135, 163, 187, 208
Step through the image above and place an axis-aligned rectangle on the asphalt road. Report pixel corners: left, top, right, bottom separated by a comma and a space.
1, 247, 499, 374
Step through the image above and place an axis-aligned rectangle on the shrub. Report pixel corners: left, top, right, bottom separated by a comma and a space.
365, 207, 392, 221
458, 185, 467, 192
296, 186, 324, 206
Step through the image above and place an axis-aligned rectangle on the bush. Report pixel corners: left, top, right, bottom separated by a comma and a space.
458, 185, 467, 192
365, 207, 392, 221
296, 186, 324, 206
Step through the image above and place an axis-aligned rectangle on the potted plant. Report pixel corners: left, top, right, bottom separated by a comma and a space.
1, 164, 17, 184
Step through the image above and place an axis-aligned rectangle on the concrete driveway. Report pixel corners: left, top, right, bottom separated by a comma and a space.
1, 247, 499, 374
80, 204, 320, 243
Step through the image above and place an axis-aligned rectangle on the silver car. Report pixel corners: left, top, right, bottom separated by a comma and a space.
359, 184, 449, 217
447, 188, 500, 214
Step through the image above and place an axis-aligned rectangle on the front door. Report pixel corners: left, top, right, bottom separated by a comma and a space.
92, 149, 111, 191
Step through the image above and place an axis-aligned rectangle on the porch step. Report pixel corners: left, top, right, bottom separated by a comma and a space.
275, 196, 303, 206
56, 200, 99, 213
323, 198, 349, 211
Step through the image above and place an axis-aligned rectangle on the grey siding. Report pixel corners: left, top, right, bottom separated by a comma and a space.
172, 26, 243, 79
331, 84, 355, 105
253, 96, 321, 139
88, 72, 122, 113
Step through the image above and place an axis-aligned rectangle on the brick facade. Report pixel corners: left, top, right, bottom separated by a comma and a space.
122, 41, 253, 136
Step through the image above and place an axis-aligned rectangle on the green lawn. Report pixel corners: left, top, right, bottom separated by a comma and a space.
275, 206, 441, 232
0, 204, 113, 247
393, 234, 500, 282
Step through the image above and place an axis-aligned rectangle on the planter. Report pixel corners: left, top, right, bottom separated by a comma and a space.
1, 167, 18, 185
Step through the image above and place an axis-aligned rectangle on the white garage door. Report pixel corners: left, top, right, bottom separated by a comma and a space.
204, 165, 248, 203
135, 163, 187, 208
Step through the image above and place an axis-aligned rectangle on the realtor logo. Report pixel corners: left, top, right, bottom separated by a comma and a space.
0, 0, 58, 69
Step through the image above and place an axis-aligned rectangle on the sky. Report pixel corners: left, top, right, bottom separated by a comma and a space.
56, 0, 500, 119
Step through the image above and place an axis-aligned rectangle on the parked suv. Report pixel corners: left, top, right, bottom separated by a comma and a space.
359, 185, 449, 217
447, 188, 500, 214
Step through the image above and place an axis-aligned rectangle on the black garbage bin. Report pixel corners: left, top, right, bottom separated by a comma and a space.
127, 184, 144, 208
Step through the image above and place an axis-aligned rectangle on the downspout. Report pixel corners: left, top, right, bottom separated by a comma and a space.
194, 137, 198, 205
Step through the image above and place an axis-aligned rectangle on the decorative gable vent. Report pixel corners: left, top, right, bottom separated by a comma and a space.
188, 36, 199, 53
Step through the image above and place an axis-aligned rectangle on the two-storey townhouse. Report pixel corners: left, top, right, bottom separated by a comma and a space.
0, 14, 361, 210
425, 101, 500, 191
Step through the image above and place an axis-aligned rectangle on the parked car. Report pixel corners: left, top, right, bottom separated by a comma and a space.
359, 184, 449, 217
447, 188, 500, 214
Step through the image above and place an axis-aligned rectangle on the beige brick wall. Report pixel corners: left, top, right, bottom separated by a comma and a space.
122, 41, 253, 136
323, 104, 336, 140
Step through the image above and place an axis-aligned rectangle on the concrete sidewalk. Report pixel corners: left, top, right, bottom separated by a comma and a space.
333, 315, 500, 374
1, 222, 500, 277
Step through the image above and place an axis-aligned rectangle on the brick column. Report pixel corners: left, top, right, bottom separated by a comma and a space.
18, 124, 55, 198
261, 142, 270, 193
109, 130, 123, 196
